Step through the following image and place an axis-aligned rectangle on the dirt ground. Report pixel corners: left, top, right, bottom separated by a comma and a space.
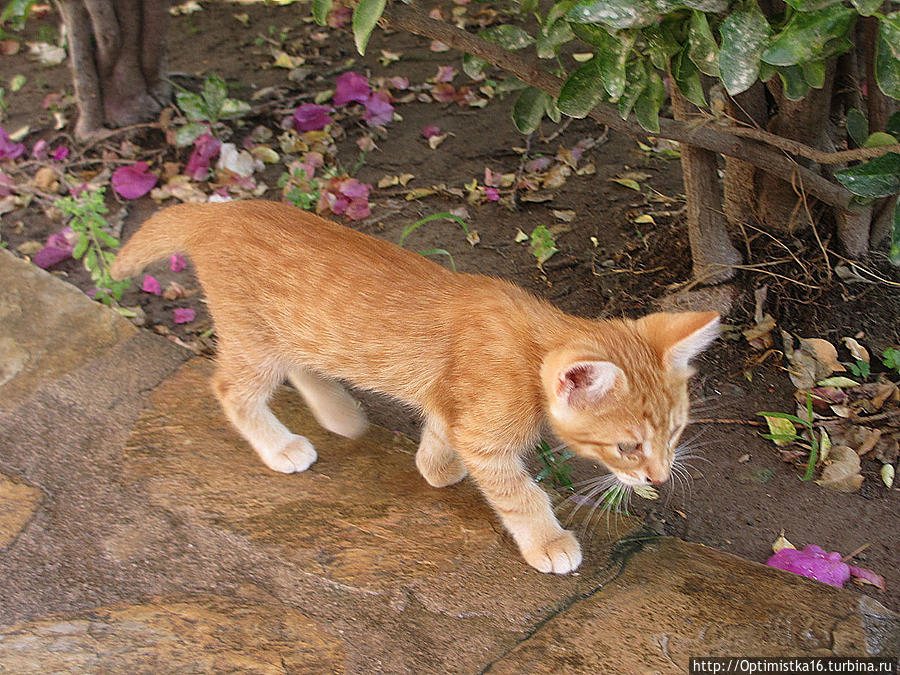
2, 1, 899, 613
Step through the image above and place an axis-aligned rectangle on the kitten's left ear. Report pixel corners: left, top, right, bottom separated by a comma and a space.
637, 311, 720, 370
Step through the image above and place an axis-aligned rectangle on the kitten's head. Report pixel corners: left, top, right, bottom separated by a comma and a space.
541, 311, 719, 487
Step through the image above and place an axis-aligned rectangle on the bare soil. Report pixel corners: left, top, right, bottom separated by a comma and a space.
3, 1, 899, 612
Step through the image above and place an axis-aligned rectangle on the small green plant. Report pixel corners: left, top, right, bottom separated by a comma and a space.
0, 0, 37, 33
278, 165, 320, 210
848, 358, 871, 379
172, 74, 251, 146
54, 187, 131, 307
398, 212, 471, 272
881, 348, 900, 376
535, 439, 575, 491
758, 392, 821, 481
529, 225, 558, 266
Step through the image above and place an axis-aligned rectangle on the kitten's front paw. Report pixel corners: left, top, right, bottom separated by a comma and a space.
264, 435, 317, 473
521, 530, 582, 574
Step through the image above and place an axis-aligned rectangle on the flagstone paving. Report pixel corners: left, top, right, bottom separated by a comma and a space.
0, 249, 897, 673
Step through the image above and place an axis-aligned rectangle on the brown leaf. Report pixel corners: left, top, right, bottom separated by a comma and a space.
815, 445, 864, 492
842, 337, 869, 363
743, 314, 776, 350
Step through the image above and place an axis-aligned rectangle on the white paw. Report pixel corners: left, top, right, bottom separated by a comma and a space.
522, 530, 582, 574
265, 435, 317, 473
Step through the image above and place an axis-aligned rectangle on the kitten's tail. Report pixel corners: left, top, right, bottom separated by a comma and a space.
110, 203, 204, 280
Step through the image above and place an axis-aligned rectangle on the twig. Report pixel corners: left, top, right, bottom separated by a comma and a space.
841, 542, 870, 562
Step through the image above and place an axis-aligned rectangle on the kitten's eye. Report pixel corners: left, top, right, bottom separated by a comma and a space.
618, 442, 640, 456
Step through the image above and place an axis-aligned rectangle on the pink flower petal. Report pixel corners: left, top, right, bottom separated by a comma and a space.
32, 226, 74, 269
766, 545, 851, 588
389, 76, 409, 90
430, 83, 456, 103
0, 126, 26, 161
32, 139, 49, 160
292, 103, 333, 133
52, 146, 70, 161
173, 308, 196, 324
484, 187, 499, 202
111, 161, 157, 199
338, 178, 371, 200
141, 274, 162, 295
434, 65, 457, 83
334, 71, 371, 107
363, 91, 394, 127
344, 198, 371, 220
184, 133, 221, 181
422, 125, 441, 139
169, 253, 186, 272
848, 565, 886, 590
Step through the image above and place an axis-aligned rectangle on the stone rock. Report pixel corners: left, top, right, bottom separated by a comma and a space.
0, 594, 343, 673
0, 250, 136, 412
0, 473, 41, 549
488, 538, 898, 673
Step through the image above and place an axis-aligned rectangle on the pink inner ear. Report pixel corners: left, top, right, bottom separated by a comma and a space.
557, 361, 621, 405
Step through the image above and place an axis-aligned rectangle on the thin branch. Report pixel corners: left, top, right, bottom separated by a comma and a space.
381, 3, 866, 214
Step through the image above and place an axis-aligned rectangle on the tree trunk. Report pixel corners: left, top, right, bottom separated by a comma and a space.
670, 88, 743, 284
723, 81, 769, 233
56, 0, 172, 140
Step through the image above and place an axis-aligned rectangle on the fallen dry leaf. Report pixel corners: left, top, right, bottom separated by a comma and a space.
772, 529, 796, 553
842, 337, 869, 363
551, 209, 576, 222
881, 463, 895, 488
815, 445, 864, 492
744, 314, 776, 350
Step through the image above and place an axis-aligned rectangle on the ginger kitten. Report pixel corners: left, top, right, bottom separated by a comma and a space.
111, 200, 719, 574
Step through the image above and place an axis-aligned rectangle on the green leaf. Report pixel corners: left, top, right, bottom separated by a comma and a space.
175, 91, 208, 122
864, 132, 899, 147
352, 0, 386, 55
219, 98, 251, 119
201, 74, 228, 120
0, 0, 36, 29
566, 0, 658, 30
718, 1, 772, 96
688, 11, 719, 77
418, 248, 457, 271
546, 0, 578, 27
536, 19, 575, 58
556, 58, 607, 118
849, 0, 882, 16
875, 13, 900, 100
72, 235, 88, 260
761, 5, 855, 67
776, 65, 812, 100
634, 69, 666, 132
479, 25, 535, 50
462, 54, 489, 79
887, 111, 900, 138
311, 0, 332, 25
642, 19, 683, 71
760, 414, 799, 446
530, 225, 559, 265
834, 152, 900, 198
672, 47, 707, 107
846, 108, 868, 147
890, 198, 900, 266
10, 74, 25, 92
781, 0, 841, 10
816, 376, 860, 387
175, 122, 209, 147
800, 59, 826, 89
618, 59, 648, 119
513, 86, 552, 133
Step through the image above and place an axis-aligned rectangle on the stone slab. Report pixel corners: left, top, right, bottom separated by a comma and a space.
488, 537, 899, 673
0, 249, 136, 412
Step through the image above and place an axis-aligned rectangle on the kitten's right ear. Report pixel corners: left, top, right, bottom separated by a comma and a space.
549, 359, 625, 409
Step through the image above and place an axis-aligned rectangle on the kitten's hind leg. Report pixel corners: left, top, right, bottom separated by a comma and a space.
212, 358, 316, 474
416, 419, 468, 488
287, 367, 367, 439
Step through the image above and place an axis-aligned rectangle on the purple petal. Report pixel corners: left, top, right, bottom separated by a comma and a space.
338, 178, 371, 200
848, 565, 886, 590
344, 198, 370, 220
52, 145, 70, 161
173, 308, 196, 324
434, 65, 457, 83
32, 139, 49, 160
363, 91, 394, 127
0, 126, 26, 161
333, 71, 371, 106
141, 274, 162, 295
422, 125, 441, 139
169, 253, 186, 272
524, 157, 553, 173
484, 187, 499, 202
111, 162, 157, 199
292, 103, 333, 133
184, 134, 221, 181
389, 76, 409, 90
32, 226, 74, 269
766, 545, 851, 588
